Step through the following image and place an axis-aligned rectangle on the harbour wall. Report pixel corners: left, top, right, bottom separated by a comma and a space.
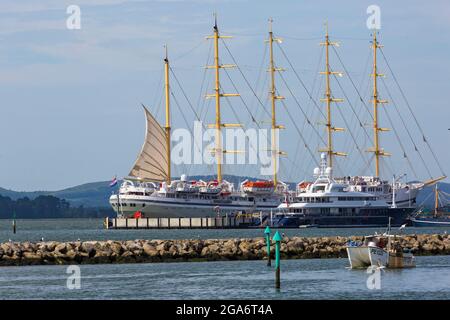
1, 234, 449, 266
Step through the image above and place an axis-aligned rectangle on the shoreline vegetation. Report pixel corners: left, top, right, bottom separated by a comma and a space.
1, 234, 449, 267
0, 195, 114, 219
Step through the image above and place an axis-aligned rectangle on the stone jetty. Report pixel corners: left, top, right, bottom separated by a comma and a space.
1, 234, 449, 266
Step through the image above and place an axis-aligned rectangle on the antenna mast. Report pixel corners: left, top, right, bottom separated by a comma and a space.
319, 22, 346, 169
164, 45, 171, 184
206, 14, 240, 183
266, 18, 285, 187
434, 184, 439, 217
368, 31, 390, 177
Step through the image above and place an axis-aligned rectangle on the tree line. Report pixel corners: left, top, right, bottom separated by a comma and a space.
0, 194, 114, 219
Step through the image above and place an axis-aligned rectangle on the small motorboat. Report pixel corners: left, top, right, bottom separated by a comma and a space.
346, 218, 416, 269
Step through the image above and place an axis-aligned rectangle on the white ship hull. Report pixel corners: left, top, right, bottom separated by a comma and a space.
109, 194, 278, 218
385, 186, 420, 208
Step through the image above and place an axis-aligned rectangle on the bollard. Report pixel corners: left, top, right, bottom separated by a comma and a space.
12, 211, 16, 234
273, 231, 282, 289
264, 226, 272, 266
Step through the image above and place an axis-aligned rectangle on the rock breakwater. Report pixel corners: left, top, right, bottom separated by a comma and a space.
1, 234, 449, 266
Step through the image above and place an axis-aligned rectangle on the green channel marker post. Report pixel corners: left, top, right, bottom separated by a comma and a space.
273, 231, 282, 289
264, 226, 271, 266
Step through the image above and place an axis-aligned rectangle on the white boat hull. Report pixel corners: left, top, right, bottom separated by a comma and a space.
346, 246, 388, 269
347, 246, 416, 269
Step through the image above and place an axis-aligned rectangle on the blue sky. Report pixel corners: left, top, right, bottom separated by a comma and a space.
1, 0, 449, 191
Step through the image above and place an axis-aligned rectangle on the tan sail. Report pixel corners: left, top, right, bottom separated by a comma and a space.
129, 106, 169, 182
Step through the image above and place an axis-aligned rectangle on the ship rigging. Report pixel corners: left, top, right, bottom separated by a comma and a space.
109, 17, 446, 220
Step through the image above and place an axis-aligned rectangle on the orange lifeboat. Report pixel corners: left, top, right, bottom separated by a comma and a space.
243, 180, 274, 188
242, 180, 274, 194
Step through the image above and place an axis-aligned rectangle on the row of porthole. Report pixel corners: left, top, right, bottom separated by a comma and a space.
112, 203, 146, 207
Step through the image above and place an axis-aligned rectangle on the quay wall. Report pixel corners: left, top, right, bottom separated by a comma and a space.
1, 234, 449, 266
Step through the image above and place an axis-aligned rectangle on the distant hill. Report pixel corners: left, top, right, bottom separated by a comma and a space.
0, 176, 448, 210
0, 181, 114, 208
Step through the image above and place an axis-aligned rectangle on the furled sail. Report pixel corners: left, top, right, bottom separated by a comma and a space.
129, 106, 169, 182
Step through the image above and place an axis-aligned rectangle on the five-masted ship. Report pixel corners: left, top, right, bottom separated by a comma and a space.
109, 19, 446, 222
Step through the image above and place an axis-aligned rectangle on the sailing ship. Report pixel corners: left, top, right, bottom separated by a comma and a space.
332, 32, 445, 208
284, 27, 444, 225
410, 184, 450, 226
109, 19, 446, 220
109, 19, 287, 218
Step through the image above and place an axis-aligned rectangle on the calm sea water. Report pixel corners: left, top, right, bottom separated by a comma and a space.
0, 218, 449, 243
1, 219, 449, 300
0, 256, 449, 299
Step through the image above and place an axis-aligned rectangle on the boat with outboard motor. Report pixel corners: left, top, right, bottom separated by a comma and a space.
346, 219, 416, 269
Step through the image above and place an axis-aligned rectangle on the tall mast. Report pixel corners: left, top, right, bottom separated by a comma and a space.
266, 18, 285, 187
319, 22, 345, 169
369, 31, 390, 177
206, 15, 240, 183
434, 184, 439, 216
164, 45, 171, 184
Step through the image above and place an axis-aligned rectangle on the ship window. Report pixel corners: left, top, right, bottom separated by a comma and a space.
313, 186, 325, 193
